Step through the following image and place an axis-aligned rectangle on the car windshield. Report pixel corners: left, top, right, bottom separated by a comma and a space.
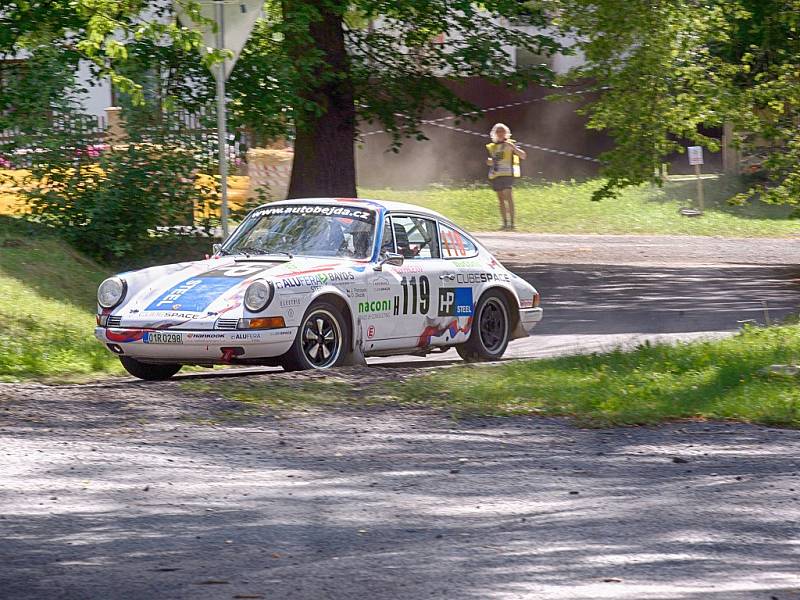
224, 204, 376, 259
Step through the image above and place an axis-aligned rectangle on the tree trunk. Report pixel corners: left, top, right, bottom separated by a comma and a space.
283, 1, 356, 199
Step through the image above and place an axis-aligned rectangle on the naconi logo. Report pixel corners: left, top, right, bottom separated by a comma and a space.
358, 300, 391, 313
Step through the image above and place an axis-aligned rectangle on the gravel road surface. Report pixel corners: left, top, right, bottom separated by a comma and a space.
2, 382, 800, 600
2, 233, 799, 599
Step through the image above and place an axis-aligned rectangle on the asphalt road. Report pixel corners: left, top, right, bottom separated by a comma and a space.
2, 233, 800, 599
379, 232, 800, 365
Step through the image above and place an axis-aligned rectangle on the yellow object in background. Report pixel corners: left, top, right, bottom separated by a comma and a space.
0, 168, 254, 221
193, 174, 253, 221
0, 169, 32, 215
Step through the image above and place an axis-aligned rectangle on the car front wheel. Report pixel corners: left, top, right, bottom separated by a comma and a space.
456, 291, 511, 362
280, 301, 349, 371
119, 356, 182, 381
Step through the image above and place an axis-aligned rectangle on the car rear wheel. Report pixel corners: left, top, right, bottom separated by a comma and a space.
456, 291, 510, 362
119, 356, 182, 381
280, 301, 349, 372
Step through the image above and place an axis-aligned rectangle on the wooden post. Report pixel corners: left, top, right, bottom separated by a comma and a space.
694, 163, 704, 212
104, 107, 126, 146
722, 122, 740, 175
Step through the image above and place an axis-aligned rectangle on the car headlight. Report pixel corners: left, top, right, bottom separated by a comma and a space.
244, 281, 273, 312
97, 277, 127, 309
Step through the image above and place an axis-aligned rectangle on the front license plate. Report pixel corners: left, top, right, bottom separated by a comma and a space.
143, 331, 184, 344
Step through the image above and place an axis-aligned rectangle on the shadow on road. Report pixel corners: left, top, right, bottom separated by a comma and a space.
2, 414, 799, 600
511, 263, 800, 335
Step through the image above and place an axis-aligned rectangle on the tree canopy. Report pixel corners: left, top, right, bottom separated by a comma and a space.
230, 0, 564, 196
2, 1, 799, 205
550, 0, 800, 204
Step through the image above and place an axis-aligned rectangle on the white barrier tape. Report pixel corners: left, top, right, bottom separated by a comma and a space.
360, 89, 603, 163
420, 88, 602, 126
404, 119, 602, 163
361, 88, 602, 137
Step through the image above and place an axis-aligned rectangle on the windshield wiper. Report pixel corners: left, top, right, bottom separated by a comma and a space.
233, 247, 293, 259
234, 246, 262, 257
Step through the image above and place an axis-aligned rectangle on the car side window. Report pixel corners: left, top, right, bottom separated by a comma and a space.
439, 222, 478, 258
391, 215, 440, 259
380, 216, 395, 255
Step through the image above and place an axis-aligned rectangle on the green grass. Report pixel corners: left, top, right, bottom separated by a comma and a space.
364, 176, 800, 237
197, 325, 800, 428
400, 325, 800, 427
0, 217, 121, 382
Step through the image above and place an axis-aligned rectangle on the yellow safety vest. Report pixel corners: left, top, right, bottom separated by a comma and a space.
486, 140, 521, 179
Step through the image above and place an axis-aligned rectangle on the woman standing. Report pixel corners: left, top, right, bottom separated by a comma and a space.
486, 123, 526, 230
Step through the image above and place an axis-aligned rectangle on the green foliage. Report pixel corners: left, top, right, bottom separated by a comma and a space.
228, 0, 564, 148
3, 78, 220, 264
0, 24, 223, 265
550, 0, 738, 200
0, 45, 86, 148
0, 217, 121, 382
25, 143, 216, 263
0, 1, 213, 106
551, 0, 800, 205
396, 325, 800, 428
111, 36, 216, 114
726, 1, 800, 209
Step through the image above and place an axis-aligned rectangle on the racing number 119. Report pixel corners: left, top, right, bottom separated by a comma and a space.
401, 276, 429, 315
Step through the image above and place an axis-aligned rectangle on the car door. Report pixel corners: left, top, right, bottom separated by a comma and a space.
436, 221, 482, 345
362, 213, 445, 352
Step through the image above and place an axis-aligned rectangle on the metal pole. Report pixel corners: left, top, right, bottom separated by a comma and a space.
215, 0, 229, 239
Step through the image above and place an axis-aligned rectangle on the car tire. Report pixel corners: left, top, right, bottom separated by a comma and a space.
456, 290, 511, 362
119, 356, 182, 381
280, 301, 350, 372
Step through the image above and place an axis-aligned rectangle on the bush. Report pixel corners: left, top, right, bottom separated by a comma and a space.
14, 120, 220, 264
0, 44, 227, 268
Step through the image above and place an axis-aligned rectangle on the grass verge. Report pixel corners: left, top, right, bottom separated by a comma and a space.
0, 217, 121, 382
364, 176, 800, 237
191, 324, 800, 428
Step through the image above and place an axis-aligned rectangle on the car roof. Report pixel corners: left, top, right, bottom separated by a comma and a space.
255, 197, 454, 225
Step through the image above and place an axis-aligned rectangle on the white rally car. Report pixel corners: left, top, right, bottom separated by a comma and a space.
95, 198, 543, 380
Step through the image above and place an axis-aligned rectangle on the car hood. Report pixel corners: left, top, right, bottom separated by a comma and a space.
110, 256, 357, 330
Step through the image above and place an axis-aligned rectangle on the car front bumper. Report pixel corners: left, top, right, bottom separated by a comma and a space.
95, 327, 297, 363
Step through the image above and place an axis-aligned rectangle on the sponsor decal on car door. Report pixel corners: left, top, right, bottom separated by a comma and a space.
362, 214, 445, 347
364, 265, 443, 347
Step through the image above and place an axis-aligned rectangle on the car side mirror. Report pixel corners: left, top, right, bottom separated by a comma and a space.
374, 252, 404, 270
212, 243, 222, 256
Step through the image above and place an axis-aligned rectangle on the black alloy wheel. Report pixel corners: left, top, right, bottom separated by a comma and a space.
478, 297, 508, 353
280, 301, 349, 371
301, 309, 342, 368
456, 291, 510, 362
